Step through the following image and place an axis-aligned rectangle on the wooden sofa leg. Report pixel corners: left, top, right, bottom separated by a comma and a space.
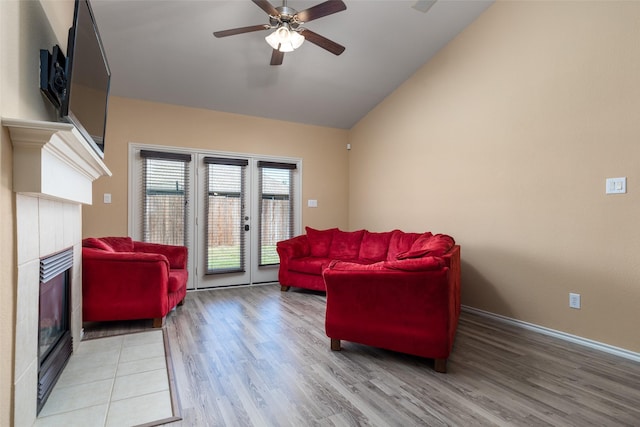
177, 298, 185, 306
330, 338, 341, 351
280, 285, 290, 292
434, 358, 447, 373
152, 317, 165, 328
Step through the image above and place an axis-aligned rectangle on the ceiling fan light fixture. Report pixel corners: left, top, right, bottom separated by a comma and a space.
265, 25, 304, 52
290, 30, 305, 49
265, 30, 281, 50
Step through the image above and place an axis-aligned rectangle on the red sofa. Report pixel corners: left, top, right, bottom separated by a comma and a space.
82, 237, 188, 327
277, 227, 460, 372
277, 227, 456, 292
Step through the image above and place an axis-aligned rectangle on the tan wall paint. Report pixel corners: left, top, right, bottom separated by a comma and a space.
82, 96, 349, 237
0, 99, 14, 427
1, 1, 73, 423
0, 4, 12, 423
348, 1, 640, 352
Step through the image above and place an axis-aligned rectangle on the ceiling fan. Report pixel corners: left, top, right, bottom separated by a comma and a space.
213, 0, 347, 66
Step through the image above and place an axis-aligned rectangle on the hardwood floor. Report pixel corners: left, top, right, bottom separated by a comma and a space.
84, 284, 640, 426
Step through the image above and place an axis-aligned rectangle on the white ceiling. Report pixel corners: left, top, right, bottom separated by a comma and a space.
91, 0, 493, 129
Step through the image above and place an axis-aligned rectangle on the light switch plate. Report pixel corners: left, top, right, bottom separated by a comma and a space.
605, 177, 626, 194
103, 193, 112, 204
307, 199, 318, 208
569, 293, 581, 309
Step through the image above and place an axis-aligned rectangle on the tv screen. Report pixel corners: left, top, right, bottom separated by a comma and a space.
62, 0, 110, 158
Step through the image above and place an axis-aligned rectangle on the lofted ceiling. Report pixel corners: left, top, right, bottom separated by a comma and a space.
90, 0, 493, 129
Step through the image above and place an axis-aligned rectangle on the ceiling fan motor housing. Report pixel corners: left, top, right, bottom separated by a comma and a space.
272, 6, 302, 28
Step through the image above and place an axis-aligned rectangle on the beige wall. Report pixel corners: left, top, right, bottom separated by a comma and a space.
349, 1, 640, 352
0, 5, 11, 423
0, 104, 14, 427
1, 1, 74, 424
82, 96, 350, 237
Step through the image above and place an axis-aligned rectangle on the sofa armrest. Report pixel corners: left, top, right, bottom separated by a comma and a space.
277, 234, 310, 259
441, 245, 461, 322
276, 235, 310, 288
133, 241, 188, 269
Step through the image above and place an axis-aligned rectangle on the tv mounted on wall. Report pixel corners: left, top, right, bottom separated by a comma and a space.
40, 0, 111, 159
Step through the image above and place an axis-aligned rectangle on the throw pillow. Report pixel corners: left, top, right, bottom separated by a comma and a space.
82, 237, 114, 252
98, 236, 134, 252
358, 230, 395, 262
396, 233, 455, 260
305, 227, 337, 257
328, 229, 365, 259
386, 231, 425, 261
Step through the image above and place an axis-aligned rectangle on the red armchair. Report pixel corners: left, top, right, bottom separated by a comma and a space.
82, 237, 188, 327
323, 245, 460, 373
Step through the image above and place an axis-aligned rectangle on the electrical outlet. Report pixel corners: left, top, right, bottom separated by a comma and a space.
569, 293, 581, 309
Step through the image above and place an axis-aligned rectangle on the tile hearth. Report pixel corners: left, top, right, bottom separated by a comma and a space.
35, 330, 172, 426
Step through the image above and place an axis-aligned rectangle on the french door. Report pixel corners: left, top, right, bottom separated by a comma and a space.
130, 145, 301, 290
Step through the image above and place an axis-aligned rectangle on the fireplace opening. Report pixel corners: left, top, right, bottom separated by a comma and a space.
38, 248, 73, 414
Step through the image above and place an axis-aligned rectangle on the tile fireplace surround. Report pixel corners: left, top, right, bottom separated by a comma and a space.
3, 118, 111, 427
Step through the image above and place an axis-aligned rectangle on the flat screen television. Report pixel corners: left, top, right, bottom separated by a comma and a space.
61, 0, 111, 158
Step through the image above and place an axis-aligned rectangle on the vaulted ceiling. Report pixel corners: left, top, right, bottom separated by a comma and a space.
91, 0, 493, 129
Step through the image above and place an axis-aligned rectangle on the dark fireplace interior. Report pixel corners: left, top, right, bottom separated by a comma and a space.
38, 248, 73, 414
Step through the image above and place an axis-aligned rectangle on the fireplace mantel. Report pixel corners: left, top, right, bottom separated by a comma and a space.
2, 117, 112, 204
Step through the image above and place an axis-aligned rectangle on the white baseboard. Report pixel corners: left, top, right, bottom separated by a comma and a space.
461, 305, 640, 363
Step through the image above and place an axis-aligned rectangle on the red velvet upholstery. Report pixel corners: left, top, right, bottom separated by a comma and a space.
358, 230, 395, 262
324, 245, 461, 372
328, 229, 365, 258
397, 233, 455, 259
386, 232, 424, 260
277, 228, 453, 292
306, 227, 337, 257
82, 237, 188, 326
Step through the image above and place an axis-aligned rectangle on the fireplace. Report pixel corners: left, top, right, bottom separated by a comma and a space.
37, 248, 74, 413
4, 119, 111, 426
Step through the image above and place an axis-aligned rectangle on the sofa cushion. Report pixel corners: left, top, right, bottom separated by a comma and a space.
383, 257, 445, 271
329, 229, 365, 259
168, 269, 188, 293
289, 257, 332, 275
82, 237, 114, 252
358, 230, 395, 262
326, 260, 386, 271
386, 232, 425, 261
98, 236, 134, 252
396, 234, 455, 259
306, 227, 337, 257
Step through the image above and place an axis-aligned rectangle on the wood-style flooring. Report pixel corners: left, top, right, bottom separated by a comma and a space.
84, 284, 640, 426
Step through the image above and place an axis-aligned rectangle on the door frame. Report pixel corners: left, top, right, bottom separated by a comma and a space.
128, 143, 302, 290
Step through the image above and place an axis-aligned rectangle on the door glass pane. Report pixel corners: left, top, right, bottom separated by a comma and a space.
143, 158, 188, 246
259, 167, 293, 266
206, 163, 246, 274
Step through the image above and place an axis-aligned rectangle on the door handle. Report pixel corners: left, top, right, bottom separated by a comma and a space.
244, 224, 250, 231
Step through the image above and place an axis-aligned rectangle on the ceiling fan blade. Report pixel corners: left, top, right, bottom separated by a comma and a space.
252, 0, 279, 16
296, 0, 346, 23
270, 49, 284, 66
301, 29, 345, 56
213, 24, 269, 38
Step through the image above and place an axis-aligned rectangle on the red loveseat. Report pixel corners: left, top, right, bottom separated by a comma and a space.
82, 237, 188, 327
